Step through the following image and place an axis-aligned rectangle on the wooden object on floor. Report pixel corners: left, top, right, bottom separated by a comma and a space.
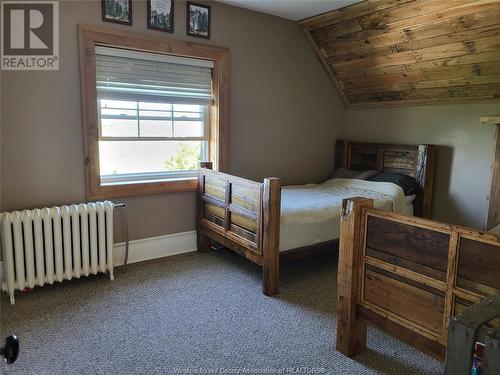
197, 140, 436, 295
299, 0, 500, 107
262, 178, 281, 296
197, 161, 214, 252
336, 197, 373, 356
335, 140, 436, 218
337, 197, 500, 361
197, 163, 281, 295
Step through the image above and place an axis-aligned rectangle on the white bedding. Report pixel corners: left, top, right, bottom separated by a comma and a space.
279, 178, 411, 251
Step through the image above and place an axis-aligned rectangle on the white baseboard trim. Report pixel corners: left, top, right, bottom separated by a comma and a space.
113, 230, 197, 267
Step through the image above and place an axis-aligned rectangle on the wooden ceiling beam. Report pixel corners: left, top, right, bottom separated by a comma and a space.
314, 1, 500, 51
339, 61, 500, 91
335, 51, 500, 80
324, 23, 500, 62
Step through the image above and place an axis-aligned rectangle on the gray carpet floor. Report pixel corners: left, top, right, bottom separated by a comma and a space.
0, 250, 444, 375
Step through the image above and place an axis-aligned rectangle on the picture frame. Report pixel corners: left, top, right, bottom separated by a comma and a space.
147, 0, 174, 33
186, 2, 210, 39
101, 0, 133, 25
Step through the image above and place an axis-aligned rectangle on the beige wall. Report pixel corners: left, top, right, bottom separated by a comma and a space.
0, 70, 2, 211
345, 103, 499, 230
1, 0, 344, 240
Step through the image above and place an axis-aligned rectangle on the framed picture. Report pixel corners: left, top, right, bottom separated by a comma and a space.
147, 0, 174, 33
101, 0, 133, 25
186, 2, 210, 39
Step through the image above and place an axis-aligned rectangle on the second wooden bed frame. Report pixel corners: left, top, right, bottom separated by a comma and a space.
196, 140, 436, 295
336, 197, 500, 362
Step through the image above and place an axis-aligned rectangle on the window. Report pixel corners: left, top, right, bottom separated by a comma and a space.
99, 100, 208, 184
79, 26, 228, 199
96, 47, 212, 185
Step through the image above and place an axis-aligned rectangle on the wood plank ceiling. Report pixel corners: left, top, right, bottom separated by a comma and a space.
299, 0, 500, 107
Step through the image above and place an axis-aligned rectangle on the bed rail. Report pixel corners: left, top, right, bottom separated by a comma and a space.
336, 197, 500, 361
197, 162, 281, 295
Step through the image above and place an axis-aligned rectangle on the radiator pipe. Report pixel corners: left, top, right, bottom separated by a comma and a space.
113, 203, 129, 273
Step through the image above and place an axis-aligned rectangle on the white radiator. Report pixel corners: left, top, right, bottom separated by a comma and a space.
0, 201, 115, 304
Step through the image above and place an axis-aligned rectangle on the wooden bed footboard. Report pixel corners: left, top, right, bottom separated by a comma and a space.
197, 162, 281, 295
337, 198, 500, 361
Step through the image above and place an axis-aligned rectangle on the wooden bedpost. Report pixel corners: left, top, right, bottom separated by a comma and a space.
197, 162, 213, 252
336, 197, 373, 357
262, 177, 281, 296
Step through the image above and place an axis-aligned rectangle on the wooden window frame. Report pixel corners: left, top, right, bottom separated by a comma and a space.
78, 24, 228, 200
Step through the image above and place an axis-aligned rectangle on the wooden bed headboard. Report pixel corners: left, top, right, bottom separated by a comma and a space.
335, 139, 436, 218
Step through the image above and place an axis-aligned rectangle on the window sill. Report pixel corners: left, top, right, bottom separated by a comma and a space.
101, 175, 198, 186
88, 177, 198, 200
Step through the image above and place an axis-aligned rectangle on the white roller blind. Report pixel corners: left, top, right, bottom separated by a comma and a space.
95, 46, 214, 103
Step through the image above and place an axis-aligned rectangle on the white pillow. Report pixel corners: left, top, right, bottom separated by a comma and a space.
405, 194, 416, 204
333, 168, 378, 180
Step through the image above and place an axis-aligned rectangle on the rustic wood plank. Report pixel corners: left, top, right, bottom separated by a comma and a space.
200, 225, 263, 265
262, 178, 281, 296
229, 224, 257, 244
366, 247, 447, 281
301, 29, 350, 107
299, 0, 500, 107
366, 215, 450, 272
340, 60, 500, 94
321, 5, 500, 56
231, 184, 260, 212
357, 0, 472, 31
348, 83, 500, 104
358, 305, 446, 360
230, 212, 258, 233
204, 201, 225, 217
336, 51, 500, 81
386, 0, 500, 31
299, 0, 417, 30
457, 237, 500, 291
486, 123, 500, 230
455, 278, 500, 299
336, 197, 374, 358
364, 255, 446, 291
364, 268, 445, 334
310, 19, 363, 41
197, 163, 213, 252
328, 26, 500, 65
343, 71, 500, 95
442, 231, 459, 344
333, 35, 500, 73
332, 25, 500, 72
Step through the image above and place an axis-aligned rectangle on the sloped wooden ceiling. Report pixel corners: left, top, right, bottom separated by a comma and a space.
299, 0, 500, 107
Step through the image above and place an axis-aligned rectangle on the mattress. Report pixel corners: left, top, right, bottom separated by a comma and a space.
279, 178, 411, 251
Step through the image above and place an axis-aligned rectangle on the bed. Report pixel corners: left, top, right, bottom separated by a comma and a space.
196, 140, 436, 295
336, 197, 500, 364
